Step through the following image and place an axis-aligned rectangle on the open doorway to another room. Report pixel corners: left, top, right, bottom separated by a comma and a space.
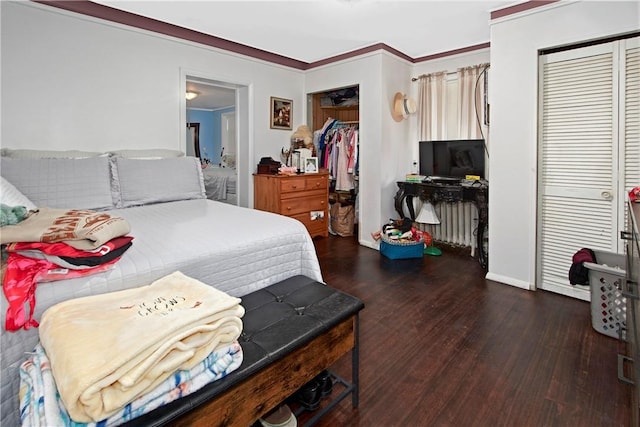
185, 76, 246, 206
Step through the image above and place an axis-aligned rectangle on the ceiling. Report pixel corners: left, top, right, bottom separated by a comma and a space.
186, 81, 236, 110
94, 0, 511, 109
95, 0, 509, 63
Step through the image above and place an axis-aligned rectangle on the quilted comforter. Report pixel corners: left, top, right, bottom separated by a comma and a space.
0, 199, 323, 426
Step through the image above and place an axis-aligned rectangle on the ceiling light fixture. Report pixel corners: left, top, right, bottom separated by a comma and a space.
185, 91, 199, 101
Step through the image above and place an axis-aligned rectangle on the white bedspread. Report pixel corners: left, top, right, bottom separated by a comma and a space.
1, 199, 323, 426
202, 167, 236, 201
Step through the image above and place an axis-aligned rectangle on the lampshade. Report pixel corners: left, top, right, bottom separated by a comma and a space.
185, 91, 199, 100
415, 202, 440, 225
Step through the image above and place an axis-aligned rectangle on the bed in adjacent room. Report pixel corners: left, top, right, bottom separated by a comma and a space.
201, 165, 237, 204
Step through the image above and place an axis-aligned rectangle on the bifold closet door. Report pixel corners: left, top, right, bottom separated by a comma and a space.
537, 37, 640, 300
622, 38, 640, 231
537, 42, 619, 300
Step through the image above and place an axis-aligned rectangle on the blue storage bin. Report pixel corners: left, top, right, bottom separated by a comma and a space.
380, 236, 423, 259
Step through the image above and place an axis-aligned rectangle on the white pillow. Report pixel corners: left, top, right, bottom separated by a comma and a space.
0, 176, 37, 210
1, 148, 102, 159
109, 149, 184, 159
221, 154, 236, 168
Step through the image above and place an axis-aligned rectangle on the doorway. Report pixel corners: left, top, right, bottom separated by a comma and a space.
182, 72, 251, 207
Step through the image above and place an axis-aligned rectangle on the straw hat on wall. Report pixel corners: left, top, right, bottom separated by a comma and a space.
392, 92, 417, 122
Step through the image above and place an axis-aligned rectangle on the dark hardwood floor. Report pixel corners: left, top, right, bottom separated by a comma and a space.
295, 235, 630, 426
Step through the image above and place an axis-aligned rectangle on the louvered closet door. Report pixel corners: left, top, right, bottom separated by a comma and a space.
622, 38, 640, 234
538, 42, 619, 300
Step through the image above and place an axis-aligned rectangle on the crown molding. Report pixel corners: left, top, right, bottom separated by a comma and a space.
33, 0, 307, 69
33, 1, 551, 70
490, 0, 561, 20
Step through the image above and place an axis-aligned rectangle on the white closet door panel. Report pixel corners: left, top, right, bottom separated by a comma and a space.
624, 43, 640, 190
621, 40, 640, 238
538, 43, 617, 300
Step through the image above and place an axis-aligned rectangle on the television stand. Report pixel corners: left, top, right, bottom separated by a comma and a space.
394, 180, 488, 269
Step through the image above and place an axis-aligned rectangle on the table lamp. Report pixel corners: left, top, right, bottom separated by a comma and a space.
415, 202, 442, 256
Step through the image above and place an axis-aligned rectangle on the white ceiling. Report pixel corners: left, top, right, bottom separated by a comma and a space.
186, 81, 236, 110
95, 0, 510, 63
95, 0, 512, 109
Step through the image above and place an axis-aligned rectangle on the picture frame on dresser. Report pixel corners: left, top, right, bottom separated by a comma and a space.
270, 97, 292, 130
305, 157, 318, 173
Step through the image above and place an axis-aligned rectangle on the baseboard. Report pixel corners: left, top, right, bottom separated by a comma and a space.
485, 272, 533, 291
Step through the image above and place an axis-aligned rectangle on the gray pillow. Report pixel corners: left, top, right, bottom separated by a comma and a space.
1, 148, 103, 159
112, 157, 206, 208
109, 149, 184, 159
0, 157, 115, 210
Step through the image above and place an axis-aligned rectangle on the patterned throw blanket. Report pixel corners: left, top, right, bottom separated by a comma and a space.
0, 208, 131, 250
38, 271, 245, 423
19, 342, 243, 427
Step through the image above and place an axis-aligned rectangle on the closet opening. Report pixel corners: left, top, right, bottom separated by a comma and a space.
307, 85, 360, 238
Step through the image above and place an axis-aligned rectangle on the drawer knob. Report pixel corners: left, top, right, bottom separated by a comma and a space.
291, 185, 298, 189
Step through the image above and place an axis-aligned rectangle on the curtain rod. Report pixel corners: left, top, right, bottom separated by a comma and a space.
411, 71, 455, 82
411, 63, 490, 82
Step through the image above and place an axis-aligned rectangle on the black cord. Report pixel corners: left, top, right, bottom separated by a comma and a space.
474, 64, 490, 159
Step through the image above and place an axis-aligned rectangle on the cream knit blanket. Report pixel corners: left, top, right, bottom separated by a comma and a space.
38, 271, 244, 423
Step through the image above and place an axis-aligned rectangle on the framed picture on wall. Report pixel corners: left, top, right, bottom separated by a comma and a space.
270, 97, 292, 130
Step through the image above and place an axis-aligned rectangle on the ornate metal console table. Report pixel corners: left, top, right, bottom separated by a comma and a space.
394, 180, 489, 269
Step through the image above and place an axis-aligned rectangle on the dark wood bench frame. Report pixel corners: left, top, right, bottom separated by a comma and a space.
124, 275, 364, 427
175, 315, 360, 427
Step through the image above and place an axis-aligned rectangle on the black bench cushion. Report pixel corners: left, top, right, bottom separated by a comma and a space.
123, 275, 364, 426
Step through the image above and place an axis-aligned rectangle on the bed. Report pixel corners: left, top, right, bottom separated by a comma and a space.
202, 165, 237, 204
0, 153, 323, 426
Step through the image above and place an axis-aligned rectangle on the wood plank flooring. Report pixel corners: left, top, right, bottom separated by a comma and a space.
295, 235, 630, 426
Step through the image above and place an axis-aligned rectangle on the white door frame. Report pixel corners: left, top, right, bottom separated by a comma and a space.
180, 68, 253, 207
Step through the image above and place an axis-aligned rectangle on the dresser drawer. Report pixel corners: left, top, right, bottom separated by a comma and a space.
280, 196, 327, 216
304, 176, 328, 191
280, 175, 327, 193
280, 178, 307, 193
290, 211, 328, 238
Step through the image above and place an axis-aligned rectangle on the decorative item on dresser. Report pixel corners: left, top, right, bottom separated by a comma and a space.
254, 171, 329, 238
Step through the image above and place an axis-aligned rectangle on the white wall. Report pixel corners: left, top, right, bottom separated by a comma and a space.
1, 2, 305, 207
488, 1, 640, 289
380, 53, 415, 230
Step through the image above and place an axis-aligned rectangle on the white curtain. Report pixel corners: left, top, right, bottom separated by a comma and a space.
417, 71, 448, 141
457, 64, 489, 140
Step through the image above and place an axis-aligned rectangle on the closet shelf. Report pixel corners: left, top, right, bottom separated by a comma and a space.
320, 105, 359, 110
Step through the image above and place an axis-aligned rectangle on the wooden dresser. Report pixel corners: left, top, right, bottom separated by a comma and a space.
253, 171, 329, 238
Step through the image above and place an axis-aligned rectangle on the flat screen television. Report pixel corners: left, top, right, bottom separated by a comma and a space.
419, 139, 485, 179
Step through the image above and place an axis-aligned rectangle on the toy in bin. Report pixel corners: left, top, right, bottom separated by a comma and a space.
379, 218, 424, 260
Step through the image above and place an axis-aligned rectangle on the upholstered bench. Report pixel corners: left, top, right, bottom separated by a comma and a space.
123, 275, 365, 427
